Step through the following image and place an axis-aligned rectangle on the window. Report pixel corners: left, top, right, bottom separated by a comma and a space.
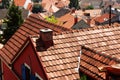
108, 74, 120, 80
21, 63, 31, 80
35, 73, 43, 80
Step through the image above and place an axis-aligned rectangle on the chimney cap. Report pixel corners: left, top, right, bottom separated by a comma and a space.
40, 28, 53, 33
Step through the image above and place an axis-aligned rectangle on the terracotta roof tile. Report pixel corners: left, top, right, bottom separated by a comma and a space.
57, 13, 81, 29
0, 14, 70, 64
27, 3, 32, 11
29, 24, 120, 79
14, 0, 26, 6
95, 13, 116, 23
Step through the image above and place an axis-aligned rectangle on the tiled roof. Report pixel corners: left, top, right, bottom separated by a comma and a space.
95, 13, 116, 23
55, 0, 70, 8
43, 2, 59, 13
26, 3, 32, 11
72, 19, 90, 29
55, 1, 65, 8
14, 0, 32, 11
31, 24, 120, 79
14, 0, 26, 6
80, 0, 103, 9
57, 13, 81, 29
0, 14, 70, 64
80, 46, 117, 80
53, 8, 70, 18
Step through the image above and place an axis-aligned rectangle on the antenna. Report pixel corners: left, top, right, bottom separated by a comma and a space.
109, 0, 112, 26
75, 49, 82, 73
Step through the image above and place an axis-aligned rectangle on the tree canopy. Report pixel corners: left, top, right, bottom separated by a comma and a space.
69, 0, 79, 9
1, 0, 10, 8
32, 4, 43, 13
32, 0, 42, 3
86, 5, 94, 10
1, 2, 23, 44
45, 16, 58, 24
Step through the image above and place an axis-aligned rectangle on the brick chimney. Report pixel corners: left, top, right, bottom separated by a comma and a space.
74, 15, 78, 25
86, 18, 91, 26
40, 29, 53, 49
71, 7, 75, 14
84, 13, 91, 26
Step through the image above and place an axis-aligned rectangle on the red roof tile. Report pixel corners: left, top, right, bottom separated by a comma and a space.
0, 14, 70, 64
30, 25, 120, 79
57, 13, 81, 29
1, 11, 120, 79
95, 13, 116, 23
14, 0, 26, 6
27, 3, 33, 11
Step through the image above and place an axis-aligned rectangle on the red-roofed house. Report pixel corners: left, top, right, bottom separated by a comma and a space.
1, 22, 120, 79
1, 12, 120, 79
94, 13, 117, 25
1, 61, 19, 80
0, 14, 70, 79
14, 0, 33, 11
9, 24, 120, 80
14, 0, 26, 7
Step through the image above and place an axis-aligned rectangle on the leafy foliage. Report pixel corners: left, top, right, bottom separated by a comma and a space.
32, 0, 42, 3
1, 2, 23, 44
1, 0, 10, 8
86, 5, 94, 10
45, 16, 58, 24
80, 74, 87, 80
32, 4, 43, 13
69, 0, 79, 9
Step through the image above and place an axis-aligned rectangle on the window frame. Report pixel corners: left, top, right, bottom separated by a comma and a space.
22, 63, 31, 80
35, 73, 43, 80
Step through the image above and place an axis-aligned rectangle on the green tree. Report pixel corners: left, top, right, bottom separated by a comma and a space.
86, 5, 94, 10
32, 4, 43, 13
45, 16, 58, 24
1, 2, 23, 44
32, 0, 42, 3
2, 0, 10, 8
69, 0, 79, 9
80, 74, 87, 80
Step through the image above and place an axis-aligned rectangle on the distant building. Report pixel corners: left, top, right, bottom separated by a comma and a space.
79, 0, 103, 9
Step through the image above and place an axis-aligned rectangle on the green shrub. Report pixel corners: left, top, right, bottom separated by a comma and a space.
86, 5, 94, 10
45, 16, 58, 24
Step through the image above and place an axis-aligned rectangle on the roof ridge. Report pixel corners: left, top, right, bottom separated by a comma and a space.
29, 14, 71, 31
53, 25, 120, 36
81, 45, 120, 63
